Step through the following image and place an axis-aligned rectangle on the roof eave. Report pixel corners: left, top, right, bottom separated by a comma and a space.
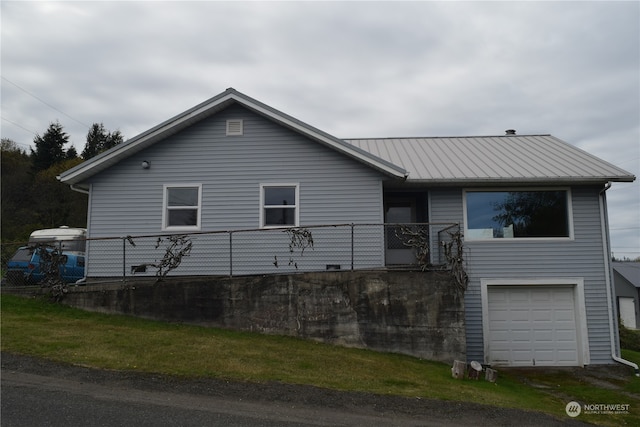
59, 91, 239, 185
59, 89, 407, 184
403, 176, 636, 186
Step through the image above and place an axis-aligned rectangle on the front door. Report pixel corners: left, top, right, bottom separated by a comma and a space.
385, 199, 417, 265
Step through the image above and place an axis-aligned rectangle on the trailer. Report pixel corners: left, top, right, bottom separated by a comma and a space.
3, 226, 87, 286
28, 226, 86, 252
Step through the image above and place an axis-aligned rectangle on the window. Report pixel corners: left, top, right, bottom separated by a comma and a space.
260, 184, 298, 227
163, 184, 202, 230
465, 189, 571, 239
10, 248, 33, 263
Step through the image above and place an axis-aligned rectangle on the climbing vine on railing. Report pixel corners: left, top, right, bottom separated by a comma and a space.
395, 225, 430, 270
128, 234, 193, 282
273, 227, 314, 269
442, 229, 468, 294
34, 244, 68, 301
396, 225, 468, 294
153, 234, 193, 280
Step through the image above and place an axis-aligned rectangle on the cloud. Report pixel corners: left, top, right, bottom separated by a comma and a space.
2, 1, 638, 258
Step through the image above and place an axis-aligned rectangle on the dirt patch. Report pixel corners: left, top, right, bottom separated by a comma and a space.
501, 364, 639, 405
505, 365, 634, 388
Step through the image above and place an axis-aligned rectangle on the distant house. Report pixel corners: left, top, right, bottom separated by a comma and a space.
613, 262, 640, 329
59, 88, 636, 368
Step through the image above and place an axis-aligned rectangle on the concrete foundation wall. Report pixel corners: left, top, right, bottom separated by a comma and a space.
28, 271, 466, 362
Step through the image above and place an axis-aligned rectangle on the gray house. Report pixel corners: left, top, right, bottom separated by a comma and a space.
613, 262, 640, 329
59, 88, 636, 368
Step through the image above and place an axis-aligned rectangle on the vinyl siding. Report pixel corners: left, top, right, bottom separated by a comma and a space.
431, 186, 614, 365
85, 104, 386, 276
428, 188, 464, 264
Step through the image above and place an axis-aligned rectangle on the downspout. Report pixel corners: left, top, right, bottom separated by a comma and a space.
70, 184, 89, 195
600, 182, 639, 376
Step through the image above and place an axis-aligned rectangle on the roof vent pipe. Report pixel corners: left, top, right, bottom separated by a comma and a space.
505, 129, 516, 135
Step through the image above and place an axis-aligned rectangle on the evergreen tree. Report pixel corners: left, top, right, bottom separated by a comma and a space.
82, 123, 124, 159
31, 121, 70, 172
1, 138, 39, 241
82, 123, 108, 159
66, 145, 79, 160
105, 129, 124, 151
31, 158, 87, 228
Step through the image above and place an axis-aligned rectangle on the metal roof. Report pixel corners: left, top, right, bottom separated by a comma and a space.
612, 262, 640, 288
345, 135, 635, 184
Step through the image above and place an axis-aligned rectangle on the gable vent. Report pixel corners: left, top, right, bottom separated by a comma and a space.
226, 119, 243, 136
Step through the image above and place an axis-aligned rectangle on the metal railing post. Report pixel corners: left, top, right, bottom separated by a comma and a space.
229, 231, 233, 278
122, 237, 126, 281
351, 223, 355, 270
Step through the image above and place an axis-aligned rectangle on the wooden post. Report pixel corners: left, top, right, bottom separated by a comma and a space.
451, 360, 466, 379
468, 361, 482, 380
485, 367, 498, 383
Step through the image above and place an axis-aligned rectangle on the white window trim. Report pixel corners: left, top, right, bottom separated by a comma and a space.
162, 184, 202, 231
480, 278, 590, 367
462, 187, 574, 242
259, 183, 299, 228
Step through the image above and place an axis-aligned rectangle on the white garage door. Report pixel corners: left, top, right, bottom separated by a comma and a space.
487, 286, 579, 367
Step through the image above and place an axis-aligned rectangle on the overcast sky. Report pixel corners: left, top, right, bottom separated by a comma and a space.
1, 1, 638, 259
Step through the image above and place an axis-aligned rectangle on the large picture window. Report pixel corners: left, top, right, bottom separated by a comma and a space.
163, 184, 202, 230
260, 184, 298, 227
465, 189, 571, 239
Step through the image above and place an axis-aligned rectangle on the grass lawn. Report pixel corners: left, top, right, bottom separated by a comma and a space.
2, 293, 639, 426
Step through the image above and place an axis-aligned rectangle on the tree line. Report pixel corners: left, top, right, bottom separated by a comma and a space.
1, 121, 123, 247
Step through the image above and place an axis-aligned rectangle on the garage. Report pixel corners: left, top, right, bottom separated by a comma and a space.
486, 285, 580, 367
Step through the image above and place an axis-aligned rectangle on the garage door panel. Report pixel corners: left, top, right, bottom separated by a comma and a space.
556, 329, 577, 341
554, 309, 575, 321
487, 286, 579, 367
489, 309, 510, 322
552, 289, 574, 302
533, 330, 553, 341
489, 331, 511, 342
533, 349, 554, 361
490, 290, 508, 302
557, 350, 579, 363
510, 330, 532, 341
531, 291, 552, 302
508, 309, 531, 321
490, 350, 511, 364
532, 322, 553, 331
511, 352, 534, 366
532, 309, 552, 321
509, 293, 531, 303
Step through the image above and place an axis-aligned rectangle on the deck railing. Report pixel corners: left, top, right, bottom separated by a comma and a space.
1, 222, 461, 284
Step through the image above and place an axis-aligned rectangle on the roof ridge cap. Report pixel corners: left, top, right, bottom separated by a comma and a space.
344, 134, 553, 140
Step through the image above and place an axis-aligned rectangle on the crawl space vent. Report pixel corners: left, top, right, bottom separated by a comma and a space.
226, 119, 243, 136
